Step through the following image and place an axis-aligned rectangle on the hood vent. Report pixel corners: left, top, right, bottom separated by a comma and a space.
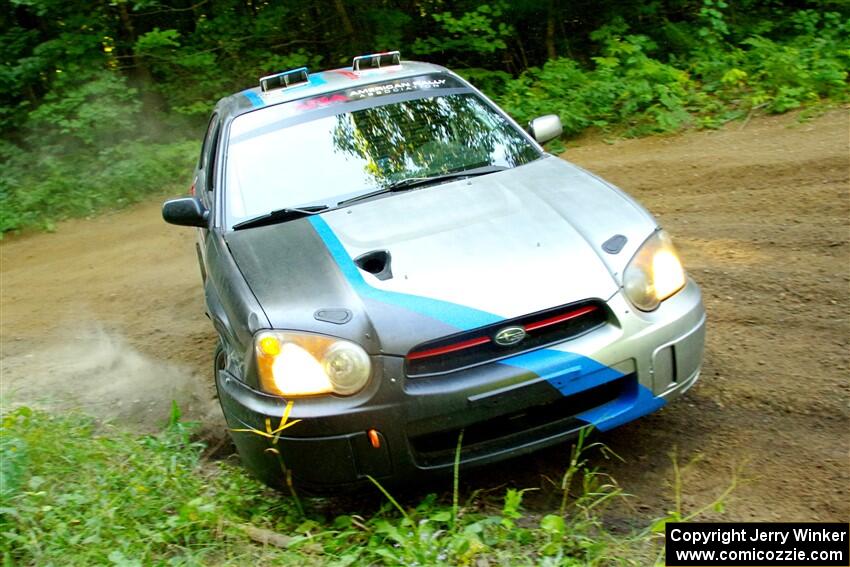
355, 250, 393, 280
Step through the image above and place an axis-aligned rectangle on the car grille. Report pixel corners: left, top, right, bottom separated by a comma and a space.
408, 375, 626, 467
405, 300, 609, 377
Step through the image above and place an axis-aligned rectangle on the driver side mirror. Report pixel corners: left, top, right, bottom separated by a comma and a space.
528, 114, 563, 144
162, 197, 209, 228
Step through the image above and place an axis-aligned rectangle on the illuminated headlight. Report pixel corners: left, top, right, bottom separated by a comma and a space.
623, 230, 687, 311
254, 331, 371, 397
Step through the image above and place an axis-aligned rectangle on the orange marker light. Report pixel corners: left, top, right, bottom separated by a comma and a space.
367, 429, 381, 449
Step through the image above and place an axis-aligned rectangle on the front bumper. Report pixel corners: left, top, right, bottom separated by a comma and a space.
217, 279, 706, 490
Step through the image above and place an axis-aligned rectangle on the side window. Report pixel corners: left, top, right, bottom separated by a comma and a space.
206, 122, 221, 191
199, 114, 219, 170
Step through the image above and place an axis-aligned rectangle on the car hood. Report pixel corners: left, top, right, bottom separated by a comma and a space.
225, 156, 657, 355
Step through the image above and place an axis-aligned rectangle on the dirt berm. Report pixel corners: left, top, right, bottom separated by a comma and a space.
1, 108, 847, 522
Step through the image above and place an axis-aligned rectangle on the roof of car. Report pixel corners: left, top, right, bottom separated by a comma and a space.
216, 60, 452, 120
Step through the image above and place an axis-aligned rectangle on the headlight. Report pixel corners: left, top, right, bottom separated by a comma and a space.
254, 331, 371, 397
623, 230, 686, 311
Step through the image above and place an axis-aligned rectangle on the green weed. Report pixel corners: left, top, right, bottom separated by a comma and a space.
0, 139, 197, 235
0, 406, 738, 566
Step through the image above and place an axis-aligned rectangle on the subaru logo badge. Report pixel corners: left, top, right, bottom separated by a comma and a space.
494, 326, 526, 346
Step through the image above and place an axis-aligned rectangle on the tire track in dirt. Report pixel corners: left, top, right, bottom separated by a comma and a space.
0, 198, 222, 432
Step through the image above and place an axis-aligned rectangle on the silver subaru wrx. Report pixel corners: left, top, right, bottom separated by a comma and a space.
163, 51, 706, 491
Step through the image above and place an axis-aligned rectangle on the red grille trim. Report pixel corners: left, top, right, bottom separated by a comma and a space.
524, 304, 599, 331
407, 335, 491, 360
407, 304, 601, 361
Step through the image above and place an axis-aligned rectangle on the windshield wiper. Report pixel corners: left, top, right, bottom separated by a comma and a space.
337, 164, 509, 207
232, 205, 329, 231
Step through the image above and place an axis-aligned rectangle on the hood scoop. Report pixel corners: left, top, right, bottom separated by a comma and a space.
355, 250, 393, 280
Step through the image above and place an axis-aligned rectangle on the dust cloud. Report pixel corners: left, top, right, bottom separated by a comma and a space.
1, 324, 224, 434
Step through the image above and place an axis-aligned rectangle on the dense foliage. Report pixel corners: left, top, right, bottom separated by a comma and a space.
1, 0, 848, 232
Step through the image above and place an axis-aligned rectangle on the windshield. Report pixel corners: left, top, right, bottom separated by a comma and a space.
224, 86, 540, 228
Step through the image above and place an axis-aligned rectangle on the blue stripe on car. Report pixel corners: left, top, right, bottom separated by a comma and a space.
497, 348, 623, 397
243, 91, 264, 108
309, 216, 500, 329
309, 215, 665, 428
577, 381, 666, 431
497, 349, 666, 429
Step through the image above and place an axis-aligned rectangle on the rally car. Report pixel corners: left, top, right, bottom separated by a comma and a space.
162, 52, 706, 490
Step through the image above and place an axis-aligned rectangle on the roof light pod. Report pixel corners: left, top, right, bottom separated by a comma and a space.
352, 51, 401, 71
259, 67, 309, 92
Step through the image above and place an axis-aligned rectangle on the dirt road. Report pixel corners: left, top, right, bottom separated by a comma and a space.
1, 109, 847, 522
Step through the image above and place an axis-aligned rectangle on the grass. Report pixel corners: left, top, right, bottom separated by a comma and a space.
1, 405, 737, 565
0, 139, 198, 235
